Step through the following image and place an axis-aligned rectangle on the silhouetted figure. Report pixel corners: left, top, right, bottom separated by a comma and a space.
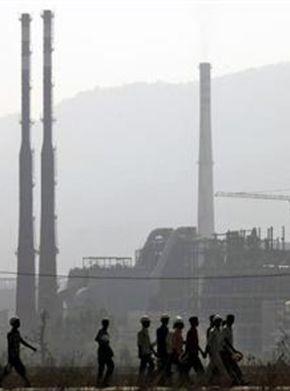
184, 316, 205, 380
137, 315, 155, 381
205, 314, 215, 356
171, 317, 185, 378
95, 318, 114, 386
0, 317, 36, 387
156, 314, 171, 381
206, 315, 231, 385
220, 314, 245, 385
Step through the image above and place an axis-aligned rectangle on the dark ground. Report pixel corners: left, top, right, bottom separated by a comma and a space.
0, 364, 289, 389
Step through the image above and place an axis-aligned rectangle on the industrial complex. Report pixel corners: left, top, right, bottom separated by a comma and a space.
13, 10, 290, 362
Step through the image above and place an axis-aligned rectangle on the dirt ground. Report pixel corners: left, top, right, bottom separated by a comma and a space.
0, 365, 289, 389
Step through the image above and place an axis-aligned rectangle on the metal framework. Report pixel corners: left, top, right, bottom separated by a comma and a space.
215, 191, 290, 203
82, 256, 133, 269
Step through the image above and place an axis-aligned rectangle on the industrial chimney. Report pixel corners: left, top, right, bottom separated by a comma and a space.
38, 10, 59, 316
16, 13, 36, 331
197, 63, 215, 238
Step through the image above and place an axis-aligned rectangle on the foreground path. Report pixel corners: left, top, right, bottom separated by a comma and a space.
0, 388, 289, 390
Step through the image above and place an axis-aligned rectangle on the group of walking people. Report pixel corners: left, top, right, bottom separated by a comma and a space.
137, 313, 245, 385
0, 313, 245, 387
95, 313, 246, 386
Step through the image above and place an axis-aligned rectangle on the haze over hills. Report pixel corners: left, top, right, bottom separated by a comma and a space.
1, 62, 290, 274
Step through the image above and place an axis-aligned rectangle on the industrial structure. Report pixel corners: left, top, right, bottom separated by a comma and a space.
16, 13, 36, 331
38, 10, 59, 317
13, 9, 290, 362
62, 225, 290, 358
216, 191, 290, 205
59, 62, 290, 359
16, 10, 59, 329
198, 63, 215, 238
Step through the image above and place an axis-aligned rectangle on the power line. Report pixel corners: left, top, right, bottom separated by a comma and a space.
230, 188, 290, 194
1, 269, 290, 281
251, 188, 290, 194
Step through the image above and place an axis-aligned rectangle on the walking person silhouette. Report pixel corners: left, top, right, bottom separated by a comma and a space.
184, 316, 205, 381
95, 318, 114, 387
0, 317, 37, 387
137, 315, 155, 382
156, 314, 171, 381
220, 314, 245, 385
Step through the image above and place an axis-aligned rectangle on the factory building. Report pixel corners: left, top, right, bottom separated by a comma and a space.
63, 226, 290, 358
61, 62, 290, 359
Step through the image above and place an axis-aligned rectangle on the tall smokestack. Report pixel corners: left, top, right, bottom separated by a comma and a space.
16, 13, 36, 330
197, 63, 215, 237
39, 10, 58, 316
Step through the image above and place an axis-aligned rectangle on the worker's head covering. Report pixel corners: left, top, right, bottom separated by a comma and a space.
9, 317, 20, 327
141, 315, 149, 322
140, 315, 150, 326
160, 313, 170, 321
173, 316, 184, 328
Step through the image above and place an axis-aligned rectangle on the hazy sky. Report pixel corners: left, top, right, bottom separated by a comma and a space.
1, 0, 290, 117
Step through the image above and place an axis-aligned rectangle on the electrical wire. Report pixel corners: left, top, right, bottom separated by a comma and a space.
1, 269, 290, 281
243, 188, 290, 194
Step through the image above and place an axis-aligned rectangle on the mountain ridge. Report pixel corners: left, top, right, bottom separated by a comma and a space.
1, 62, 290, 273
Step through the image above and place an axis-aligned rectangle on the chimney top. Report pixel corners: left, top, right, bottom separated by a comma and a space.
199, 62, 211, 69
42, 10, 54, 19
20, 13, 31, 23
